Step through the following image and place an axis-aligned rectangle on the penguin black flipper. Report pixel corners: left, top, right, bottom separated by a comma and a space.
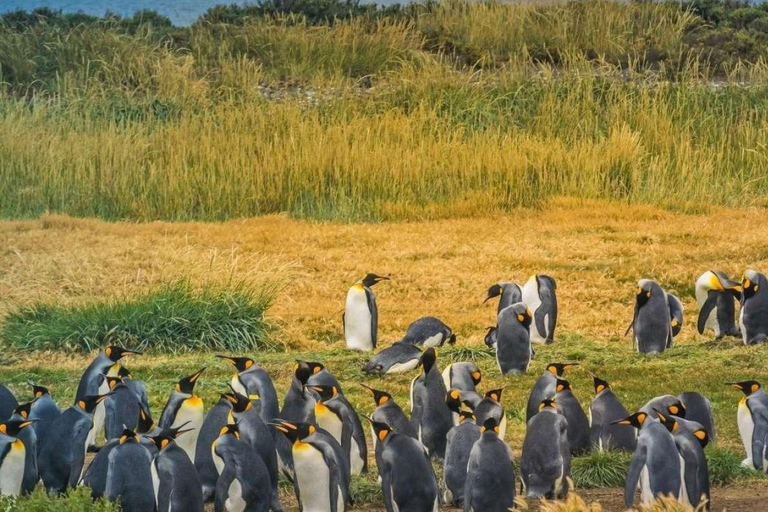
365, 287, 378, 349
668, 293, 684, 339
751, 407, 768, 471
624, 443, 647, 507
697, 291, 718, 335
538, 275, 558, 343
678, 439, 701, 508
534, 306, 548, 344
69, 420, 91, 488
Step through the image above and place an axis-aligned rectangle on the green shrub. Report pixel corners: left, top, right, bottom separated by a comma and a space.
0, 488, 118, 511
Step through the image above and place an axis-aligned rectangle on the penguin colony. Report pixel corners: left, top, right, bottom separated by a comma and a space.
0, 269, 764, 510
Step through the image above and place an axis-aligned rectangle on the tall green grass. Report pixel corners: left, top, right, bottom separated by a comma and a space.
0, 280, 280, 353
0, 488, 118, 511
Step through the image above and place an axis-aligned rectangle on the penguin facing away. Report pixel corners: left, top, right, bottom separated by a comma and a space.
696, 270, 741, 339
195, 396, 233, 503
216, 355, 280, 426
442, 405, 480, 508
679, 391, 716, 443
484, 282, 522, 314
409, 348, 453, 460
627, 279, 676, 354
640, 395, 687, 419
520, 398, 570, 499
363, 342, 423, 375
726, 380, 768, 470
522, 274, 558, 344
0, 419, 36, 497
495, 303, 533, 375
554, 378, 591, 455
740, 270, 768, 345
213, 423, 272, 512
158, 367, 206, 462
473, 389, 507, 441
104, 428, 155, 512
463, 417, 516, 512
344, 273, 389, 352
0, 385, 18, 422
400, 316, 456, 348
28, 383, 61, 457
587, 373, 636, 451
102, 376, 142, 440
525, 363, 578, 423
361, 385, 417, 450
442, 363, 483, 411
150, 426, 204, 512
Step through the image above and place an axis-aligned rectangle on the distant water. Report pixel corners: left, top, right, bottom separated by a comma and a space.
0, 0, 395, 26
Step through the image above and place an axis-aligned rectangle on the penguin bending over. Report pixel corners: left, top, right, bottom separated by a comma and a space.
74, 346, 140, 403
726, 380, 768, 470
614, 411, 682, 508
363, 342, 423, 375
463, 417, 516, 512
587, 373, 635, 451
554, 378, 590, 455
0, 419, 36, 496
344, 273, 388, 352
442, 363, 483, 410
679, 391, 716, 443
473, 389, 507, 440
525, 363, 578, 423
520, 398, 570, 499
6, 404, 37, 494
151, 426, 204, 512
484, 281, 523, 313
495, 303, 533, 375
640, 395, 686, 419
214, 423, 272, 512
369, 418, 438, 512
696, 270, 741, 339
0, 385, 18, 422
307, 385, 367, 475
104, 429, 155, 512
627, 280, 680, 354
361, 385, 416, 450
522, 274, 558, 344
740, 270, 768, 345
442, 396, 480, 507
216, 355, 279, 426
400, 316, 455, 348
409, 348, 453, 460
195, 395, 232, 503
159, 367, 206, 462
28, 383, 61, 457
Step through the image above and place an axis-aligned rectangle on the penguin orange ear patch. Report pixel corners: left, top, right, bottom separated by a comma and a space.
693, 430, 707, 441
517, 314, 525, 322
377, 429, 389, 442
556, 384, 564, 392
379, 396, 389, 405
752, 384, 760, 394
668, 405, 679, 414
637, 413, 647, 424
596, 384, 605, 394
105, 347, 112, 357
244, 360, 253, 370
450, 390, 460, 399
308, 425, 316, 435
161, 439, 169, 449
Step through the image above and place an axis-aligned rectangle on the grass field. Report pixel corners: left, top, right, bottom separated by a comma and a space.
1, 200, 767, 508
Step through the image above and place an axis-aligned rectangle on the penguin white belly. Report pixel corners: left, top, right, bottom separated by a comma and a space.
345, 288, 372, 351
370, 425, 377, 450
212, 446, 225, 475
522, 281, 545, 343
391, 486, 400, 512
0, 442, 25, 496
387, 359, 420, 374
738, 400, 754, 466
89, 402, 106, 446
678, 454, 689, 505
350, 436, 364, 475
441, 366, 452, 390
294, 444, 331, 512
740, 307, 748, 345
337, 485, 344, 512
225, 478, 247, 512
150, 460, 161, 507
316, 410, 343, 446
421, 333, 443, 348
230, 376, 247, 397
695, 285, 719, 335
639, 465, 653, 506
499, 414, 507, 440
173, 397, 204, 461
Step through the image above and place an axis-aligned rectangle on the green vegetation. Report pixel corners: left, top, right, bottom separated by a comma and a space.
0, 488, 117, 511
572, 450, 633, 489
0, 280, 279, 353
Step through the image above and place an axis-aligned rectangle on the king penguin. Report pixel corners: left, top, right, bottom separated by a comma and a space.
273, 420, 351, 512
361, 384, 417, 449
368, 418, 438, 512
463, 417, 516, 512
522, 274, 558, 344
726, 380, 768, 470
104, 428, 155, 512
277, 361, 318, 478
216, 355, 279, 426
39, 393, 111, 493
442, 362, 483, 409
0, 385, 18, 422
627, 279, 678, 354
520, 398, 570, 499
74, 346, 141, 403
7, 403, 37, 494
195, 395, 234, 503
399, 316, 456, 348
344, 273, 389, 352
409, 348, 453, 460
102, 376, 142, 440
28, 383, 61, 458
214, 423, 272, 512
442, 397, 480, 507
473, 389, 507, 440
151, 426, 204, 512
363, 342, 423, 375
640, 395, 687, 419
554, 378, 590, 455
696, 270, 742, 339
158, 367, 206, 462
679, 391, 716, 442
614, 411, 682, 508
0, 419, 35, 496
495, 303, 533, 375
484, 281, 522, 313
525, 363, 578, 423
587, 372, 636, 451
740, 270, 768, 345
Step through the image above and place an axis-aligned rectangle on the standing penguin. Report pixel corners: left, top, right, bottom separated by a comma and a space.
307, 385, 367, 475
105, 429, 155, 512
213, 423, 272, 512
522, 274, 558, 344
158, 367, 206, 462
7, 404, 37, 494
0, 419, 35, 496
525, 363, 578, 423
640, 395, 687, 419
615, 411, 682, 508
587, 373, 636, 451
484, 281, 523, 313
0, 385, 18, 421
216, 355, 279, 426
195, 395, 234, 503
151, 427, 204, 512
463, 417, 516, 512
74, 346, 141, 403
363, 342, 423, 375
441, 363, 483, 409
726, 380, 768, 470
473, 389, 507, 440
361, 385, 416, 448
273, 420, 350, 512
520, 398, 570, 499
679, 391, 716, 443
116, 366, 151, 417
696, 270, 742, 339
277, 361, 318, 477
654, 410, 711, 510
409, 348, 453, 460
28, 383, 60, 457
369, 419, 439, 512
740, 270, 768, 345
399, 317, 456, 348
495, 303, 533, 375
344, 273, 389, 352
39, 393, 110, 493
555, 378, 590, 455
443, 396, 480, 507
102, 376, 142, 440
627, 279, 679, 354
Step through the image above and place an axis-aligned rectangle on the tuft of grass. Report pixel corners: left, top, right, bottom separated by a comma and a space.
0, 280, 281, 353
349, 474, 383, 504
442, 345, 495, 363
706, 445, 766, 486
0, 487, 118, 511
572, 450, 632, 489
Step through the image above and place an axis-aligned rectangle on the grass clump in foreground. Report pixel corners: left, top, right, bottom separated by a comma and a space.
0, 488, 117, 511
0, 280, 280, 353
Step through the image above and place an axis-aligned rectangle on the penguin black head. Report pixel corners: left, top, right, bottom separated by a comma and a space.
104, 346, 142, 362
546, 362, 578, 377
104, 376, 123, 391
361, 384, 391, 407
555, 378, 572, 393
484, 284, 503, 304
13, 402, 32, 420
307, 385, 338, 403
483, 327, 497, 348
0, 419, 35, 437
635, 280, 655, 307
152, 423, 193, 451
118, 428, 139, 444
115, 366, 132, 379
588, 372, 611, 395
653, 409, 679, 434
458, 410, 475, 423
485, 388, 503, 403
445, 389, 463, 413
216, 355, 255, 373
222, 389, 254, 414
727, 380, 761, 396
742, 270, 761, 300
666, 399, 686, 418
691, 428, 710, 448
77, 393, 112, 414
272, 420, 315, 444
137, 406, 154, 434
175, 367, 205, 394
419, 348, 437, 374
611, 411, 648, 429
294, 360, 324, 385
219, 423, 241, 440
364, 417, 393, 443
511, 303, 532, 327
480, 417, 500, 435
361, 273, 389, 288
538, 398, 557, 412
28, 382, 50, 399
